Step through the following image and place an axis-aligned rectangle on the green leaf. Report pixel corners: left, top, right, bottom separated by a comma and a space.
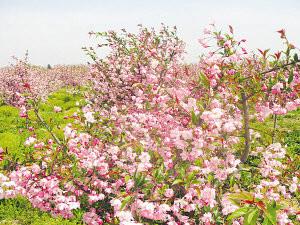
186, 172, 196, 184
172, 179, 184, 185
145, 101, 151, 110
191, 180, 200, 185
191, 111, 199, 125
229, 176, 235, 187
294, 53, 299, 62
120, 196, 132, 210
288, 70, 294, 84
262, 217, 272, 225
227, 192, 254, 207
207, 173, 214, 184
244, 208, 259, 225
125, 175, 131, 182
263, 202, 277, 225
199, 72, 210, 87
228, 192, 253, 203
134, 172, 147, 187
227, 206, 249, 221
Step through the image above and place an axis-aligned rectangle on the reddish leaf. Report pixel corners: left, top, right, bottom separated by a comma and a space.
277, 29, 286, 38
256, 201, 266, 211
275, 51, 281, 60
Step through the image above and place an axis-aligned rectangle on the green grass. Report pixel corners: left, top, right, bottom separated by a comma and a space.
0, 88, 85, 162
0, 197, 83, 225
0, 88, 86, 224
251, 108, 300, 156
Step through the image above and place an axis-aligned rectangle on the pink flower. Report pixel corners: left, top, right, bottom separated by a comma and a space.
257, 105, 273, 121
227, 69, 236, 75
116, 211, 135, 223
200, 186, 216, 207
164, 189, 174, 198
54, 106, 62, 113
290, 183, 298, 193
19, 106, 27, 118
84, 111, 96, 123
224, 40, 232, 48
180, 98, 199, 113
210, 99, 222, 108
34, 142, 45, 149
201, 212, 213, 224
64, 125, 76, 139
111, 199, 122, 211
31, 164, 41, 174
262, 84, 268, 91
83, 209, 103, 225
286, 101, 297, 111
88, 193, 105, 204
277, 212, 291, 225
210, 64, 221, 75
24, 136, 37, 146
0, 148, 3, 161
203, 27, 212, 34
271, 82, 283, 94
273, 104, 287, 115
126, 179, 134, 192
210, 79, 217, 87
139, 152, 151, 163
221, 195, 239, 215
223, 121, 236, 133
198, 38, 210, 48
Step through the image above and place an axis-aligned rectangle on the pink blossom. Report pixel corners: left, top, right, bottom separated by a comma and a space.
286, 101, 297, 111
224, 40, 232, 48
201, 212, 213, 224
84, 111, 96, 123
271, 82, 283, 94
83, 209, 103, 225
19, 106, 27, 118
24, 136, 37, 146
200, 186, 216, 207
54, 106, 62, 112
277, 212, 291, 225
164, 188, 174, 198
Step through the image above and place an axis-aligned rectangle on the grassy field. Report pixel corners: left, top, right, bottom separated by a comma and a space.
0, 89, 86, 224
0, 88, 85, 165
0, 89, 299, 224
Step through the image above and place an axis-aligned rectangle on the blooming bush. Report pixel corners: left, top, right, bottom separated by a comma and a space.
0, 24, 299, 224
0, 57, 89, 106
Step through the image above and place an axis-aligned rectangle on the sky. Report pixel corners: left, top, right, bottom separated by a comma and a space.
0, 0, 299, 66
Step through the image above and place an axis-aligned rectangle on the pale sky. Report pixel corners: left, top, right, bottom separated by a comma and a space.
0, 0, 299, 66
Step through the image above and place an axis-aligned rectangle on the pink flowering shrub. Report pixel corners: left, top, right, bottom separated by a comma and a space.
0, 57, 89, 105
0, 25, 299, 224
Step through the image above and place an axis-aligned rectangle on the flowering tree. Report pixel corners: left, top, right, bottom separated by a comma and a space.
197, 24, 300, 162
0, 55, 89, 106
0, 25, 299, 224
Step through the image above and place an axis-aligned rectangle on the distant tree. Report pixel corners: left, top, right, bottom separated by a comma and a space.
47, 64, 52, 69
